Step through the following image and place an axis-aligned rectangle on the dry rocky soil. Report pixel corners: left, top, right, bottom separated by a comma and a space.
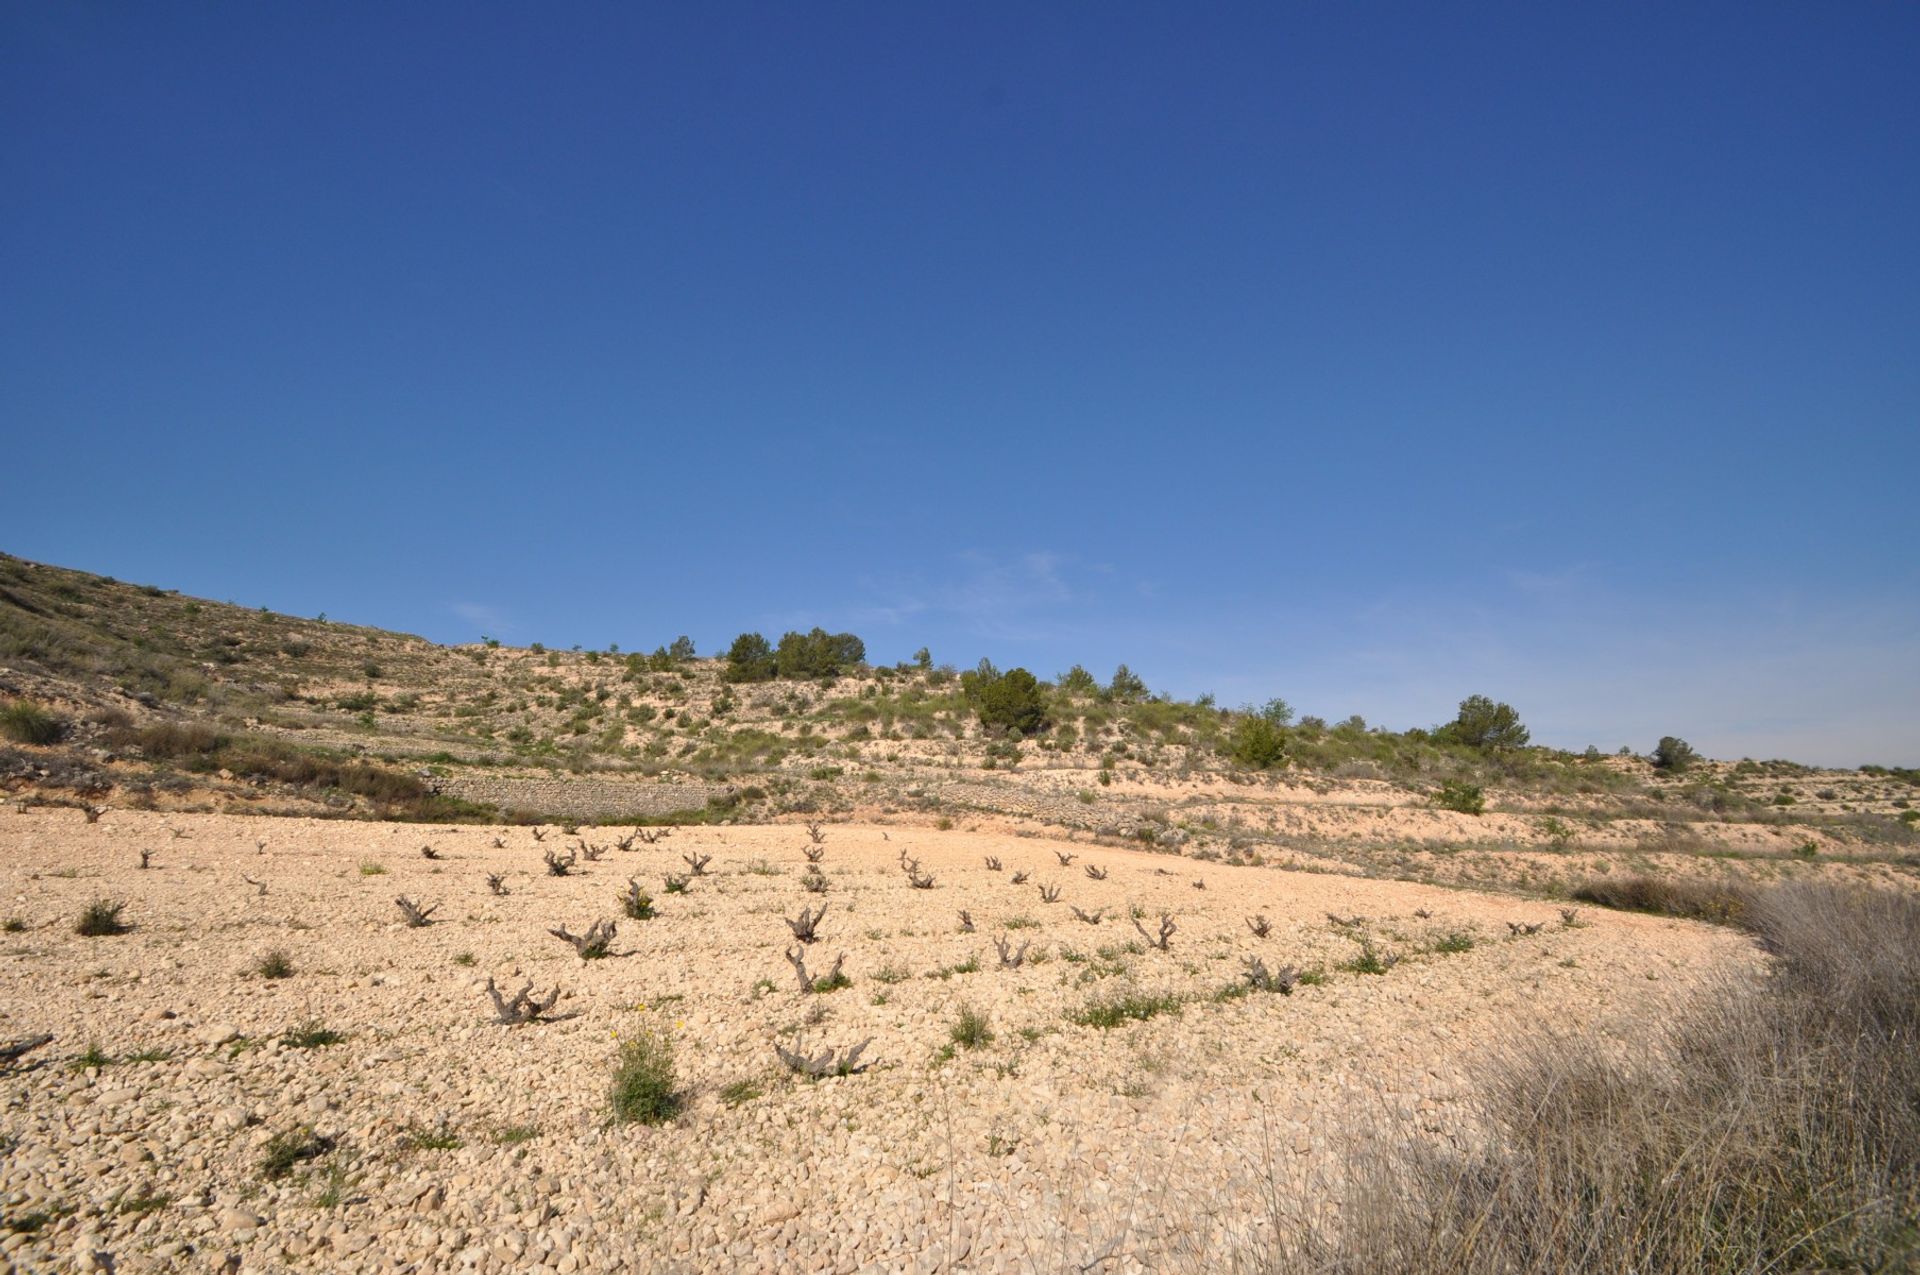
0, 808, 1757, 1274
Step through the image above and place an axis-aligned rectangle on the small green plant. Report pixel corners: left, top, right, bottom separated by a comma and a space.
620, 881, 657, 919
492, 1124, 539, 1145
452, 951, 477, 967
1343, 943, 1400, 975
116, 1191, 172, 1217
400, 1123, 463, 1151
1539, 816, 1576, 848
260, 1128, 334, 1180
255, 948, 295, 979
75, 899, 129, 937
1068, 990, 1184, 1029
929, 955, 980, 980
72, 1043, 112, 1071
1432, 931, 1476, 954
610, 1026, 679, 1125
719, 1079, 763, 1107
1433, 780, 1486, 816
663, 874, 690, 894
312, 1161, 356, 1209
873, 962, 912, 985
950, 1005, 994, 1050
282, 1021, 345, 1049
358, 860, 387, 876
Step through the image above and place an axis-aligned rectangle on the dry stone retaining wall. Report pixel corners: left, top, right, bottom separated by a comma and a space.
431, 776, 731, 820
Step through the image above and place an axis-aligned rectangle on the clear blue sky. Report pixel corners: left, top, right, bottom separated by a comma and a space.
4, 4, 1917, 766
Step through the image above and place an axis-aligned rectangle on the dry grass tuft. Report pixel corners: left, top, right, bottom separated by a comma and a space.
1265, 881, 1920, 1273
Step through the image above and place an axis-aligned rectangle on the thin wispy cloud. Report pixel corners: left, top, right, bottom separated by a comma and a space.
848, 550, 1100, 644
449, 601, 509, 637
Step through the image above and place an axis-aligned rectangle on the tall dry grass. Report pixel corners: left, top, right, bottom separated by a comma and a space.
1259, 881, 1920, 1273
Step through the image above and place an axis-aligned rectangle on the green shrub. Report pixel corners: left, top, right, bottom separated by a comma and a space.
1443, 694, 1530, 750
971, 667, 1050, 738
1433, 780, 1486, 815
1228, 715, 1287, 769
610, 1026, 679, 1125
0, 700, 65, 745
1055, 665, 1099, 696
1652, 736, 1698, 772
1255, 697, 1295, 726
723, 632, 776, 683
1106, 665, 1149, 703
774, 627, 864, 679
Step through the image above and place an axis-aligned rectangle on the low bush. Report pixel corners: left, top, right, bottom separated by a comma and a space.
75, 899, 128, 937
1652, 735, 1699, 772
1432, 780, 1485, 815
1227, 715, 1287, 770
610, 1026, 679, 1125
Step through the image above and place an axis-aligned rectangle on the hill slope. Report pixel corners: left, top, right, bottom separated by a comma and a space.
1, 550, 1914, 890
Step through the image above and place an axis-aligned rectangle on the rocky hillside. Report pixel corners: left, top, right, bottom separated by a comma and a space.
2, 551, 1914, 879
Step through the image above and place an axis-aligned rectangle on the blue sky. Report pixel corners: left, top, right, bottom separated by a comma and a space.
3, 4, 1916, 765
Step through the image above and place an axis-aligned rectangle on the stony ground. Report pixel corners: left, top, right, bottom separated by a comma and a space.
0, 808, 1758, 1274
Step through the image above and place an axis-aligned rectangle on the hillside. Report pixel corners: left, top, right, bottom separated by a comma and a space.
1, 549, 1915, 896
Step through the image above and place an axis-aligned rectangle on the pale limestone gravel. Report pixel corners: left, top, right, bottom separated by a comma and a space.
0, 809, 1758, 1273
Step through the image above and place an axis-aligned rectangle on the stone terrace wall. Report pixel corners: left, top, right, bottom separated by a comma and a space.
431, 776, 731, 820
